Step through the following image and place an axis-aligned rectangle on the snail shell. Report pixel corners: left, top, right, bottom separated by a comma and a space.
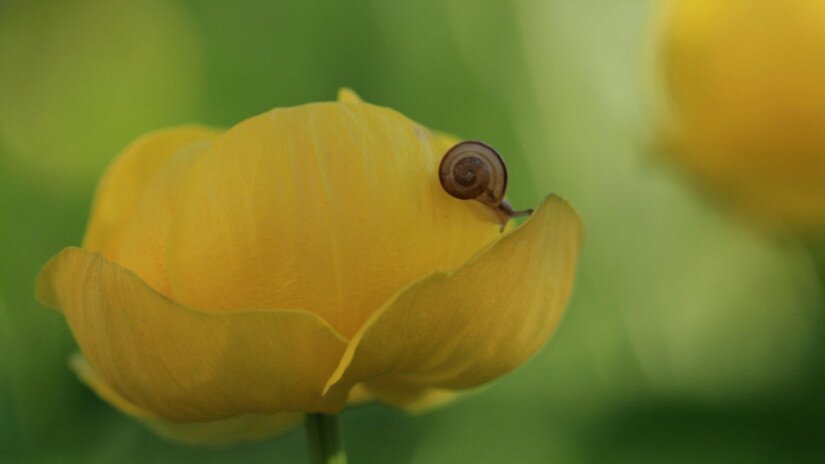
439, 141, 508, 207
439, 141, 532, 229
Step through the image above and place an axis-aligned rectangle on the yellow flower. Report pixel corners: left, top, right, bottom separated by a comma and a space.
35, 89, 582, 444
657, 0, 825, 231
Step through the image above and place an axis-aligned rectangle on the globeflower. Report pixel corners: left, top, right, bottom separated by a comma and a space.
35, 89, 582, 446
657, 0, 825, 232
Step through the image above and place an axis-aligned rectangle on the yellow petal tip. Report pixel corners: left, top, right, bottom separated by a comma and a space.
337, 87, 364, 103
34, 246, 81, 311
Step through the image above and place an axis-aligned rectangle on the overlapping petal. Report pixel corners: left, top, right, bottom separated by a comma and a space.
323, 195, 581, 402
70, 354, 301, 445
83, 127, 219, 295
84, 127, 219, 255
163, 101, 501, 337
36, 247, 349, 422
357, 381, 459, 414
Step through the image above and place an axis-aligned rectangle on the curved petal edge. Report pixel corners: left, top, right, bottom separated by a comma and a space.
36, 247, 349, 421
323, 194, 583, 402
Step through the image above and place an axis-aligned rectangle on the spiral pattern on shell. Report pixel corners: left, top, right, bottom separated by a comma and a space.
439, 141, 508, 207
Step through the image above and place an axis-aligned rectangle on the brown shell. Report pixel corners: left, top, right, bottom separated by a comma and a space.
438, 141, 508, 207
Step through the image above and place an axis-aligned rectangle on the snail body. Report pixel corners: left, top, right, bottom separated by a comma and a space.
439, 141, 532, 229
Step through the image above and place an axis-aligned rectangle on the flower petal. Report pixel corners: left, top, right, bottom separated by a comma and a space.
69, 354, 301, 446
336, 87, 363, 103
658, 0, 825, 230
163, 102, 502, 338
323, 195, 582, 401
82, 127, 220, 296
360, 381, 459, 414
84, 126, 219, 255
36, 247, 349, 421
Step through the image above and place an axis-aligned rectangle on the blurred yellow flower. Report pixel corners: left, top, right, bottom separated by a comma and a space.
657, 0, 825, 231
35, 90, 582, 444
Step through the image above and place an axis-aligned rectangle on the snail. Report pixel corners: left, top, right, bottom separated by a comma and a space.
439, 140, 533, 230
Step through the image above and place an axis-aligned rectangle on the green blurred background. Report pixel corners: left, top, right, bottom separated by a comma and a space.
2, 0, 825, 462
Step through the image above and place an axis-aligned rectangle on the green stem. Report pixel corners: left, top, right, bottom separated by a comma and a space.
305, 414, 347, 464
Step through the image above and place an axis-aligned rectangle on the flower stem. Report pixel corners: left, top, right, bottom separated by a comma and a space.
305, 414, 347, 464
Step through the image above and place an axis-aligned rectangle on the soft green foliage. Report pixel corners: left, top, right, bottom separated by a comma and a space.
2, 0, 825, 462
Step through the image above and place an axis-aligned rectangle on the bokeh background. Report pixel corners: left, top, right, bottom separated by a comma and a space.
2, 0, 825, 462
